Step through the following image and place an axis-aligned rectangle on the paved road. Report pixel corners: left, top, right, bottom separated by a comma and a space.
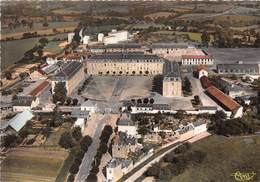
119, 141, 182, 182
75, 114, 107, 182
187, 75, 221, 108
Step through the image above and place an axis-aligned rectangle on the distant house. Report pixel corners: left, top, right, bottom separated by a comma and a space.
51, 61, 85, 95
206, 86, 243, 118
13, 96, 39, 112
143, 133, 162, 144
7, 111, 33, 133
217, 63, 260, 75
80, 100, 98, 113
112, 132, 142, 159
195, 65, 208, 79
71, 109, 90, 133
117, 117, 138, 136
28, 80, 50, 97
106, 158, 133, 182
163, 61, 182, 97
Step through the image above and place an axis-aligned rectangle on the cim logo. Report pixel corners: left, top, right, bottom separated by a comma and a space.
231, 171, 256, 181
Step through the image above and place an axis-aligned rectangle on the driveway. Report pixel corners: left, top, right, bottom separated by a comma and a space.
75, 114, 107, 182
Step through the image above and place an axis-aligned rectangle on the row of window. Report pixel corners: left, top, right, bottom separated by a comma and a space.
219, 69, 258, 73
97, 70, 160, 75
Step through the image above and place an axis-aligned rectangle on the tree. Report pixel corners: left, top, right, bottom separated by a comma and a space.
66, 98, 72, 105
137, 99, 142, 104
80, 135, 92, 152
5, 71, 12, 80
53, 82, 67, 104
59, 131, 74, 149
19, 72, 29, 80
72, 98, 78, 106
86, 173, 97, 182
67, 174, 75, 182
72, 127, 82, 141
37, 49, 43, 57
149, 98, 154, 104
254, 36, 260, 48
42, 22, 49, 27
183, 77, 191, 93
2, 134, 17, 148
143, 98, 149, 104
201, 31, 210, 47
39, 37, 48, 46
99, 142, 108, 154
69, 163, 79, 174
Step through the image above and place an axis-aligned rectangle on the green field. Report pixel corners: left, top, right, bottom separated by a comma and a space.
1, 149, 67, 182
171, 135, 260, 182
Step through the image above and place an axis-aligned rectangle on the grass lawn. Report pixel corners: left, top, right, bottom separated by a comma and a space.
43, 41, 63, 55
44, 123, 72, 148
171, 135, 260, 182
1, 148, 68, 182
175, 31, 214, 43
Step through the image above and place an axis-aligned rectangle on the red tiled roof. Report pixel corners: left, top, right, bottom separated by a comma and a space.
182, 55, 213, 59
28, 80, 49, 97
200, 76, 212, 89
206, 86, 240, 112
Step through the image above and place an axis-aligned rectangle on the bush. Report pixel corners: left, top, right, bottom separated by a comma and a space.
80, 135, 92, 152
67, 174, 75, 182
86, 173, 97, 182
72, 127, 83, 141
99, 142, 108, 154
69, 163, 80, 174
59, 131, 75, 149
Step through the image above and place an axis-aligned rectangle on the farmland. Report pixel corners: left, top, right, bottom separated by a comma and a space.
1, 33, 67, 70
1, 148, 68, 182
171, 135, 260, 182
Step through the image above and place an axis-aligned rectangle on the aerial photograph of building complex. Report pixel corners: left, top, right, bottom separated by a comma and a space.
0, 1, 260, 182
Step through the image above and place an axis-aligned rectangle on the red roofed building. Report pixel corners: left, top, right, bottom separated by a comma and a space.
200, 76, 213, 89
206, 86, 243, 118
28, 80, 50, 97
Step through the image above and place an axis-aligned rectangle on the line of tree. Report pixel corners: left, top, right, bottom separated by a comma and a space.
59, 127, 93, 182
145, 143, 206, 181
86, 125, 113, 182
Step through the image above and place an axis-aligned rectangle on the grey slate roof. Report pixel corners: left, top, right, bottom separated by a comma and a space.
71, 109, 90, 119
151, 43, 189, 49
217, 63, 260, 74
106, 43, 141, 49
89, 53, 163, 62
117, 118, 135, 126
118, 132, 136, 146
53, 61, 83, 80
13, 96, 36, 106
8, 111, 33, 132
164, 61, 181, 79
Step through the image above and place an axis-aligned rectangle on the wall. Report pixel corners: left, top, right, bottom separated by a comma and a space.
86, 61, 164, 76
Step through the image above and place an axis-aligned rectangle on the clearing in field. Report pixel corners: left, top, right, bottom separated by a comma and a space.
1, 148, 68, 182
171, 135, 260, 182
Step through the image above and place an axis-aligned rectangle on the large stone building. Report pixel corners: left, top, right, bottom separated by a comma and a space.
51, 61, 85, 95
151, 43, 203, 61
106, 43, 143, 53
112, 132, 141, 159
86, 53, 164, 75
103, 30, 129, 45
217, 63, 260, 75
163, 61, 182, 97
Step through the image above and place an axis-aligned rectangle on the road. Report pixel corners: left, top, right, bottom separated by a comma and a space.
187, 74, 221, 109
119, 141, 182, 182
75, 114, 107, 182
